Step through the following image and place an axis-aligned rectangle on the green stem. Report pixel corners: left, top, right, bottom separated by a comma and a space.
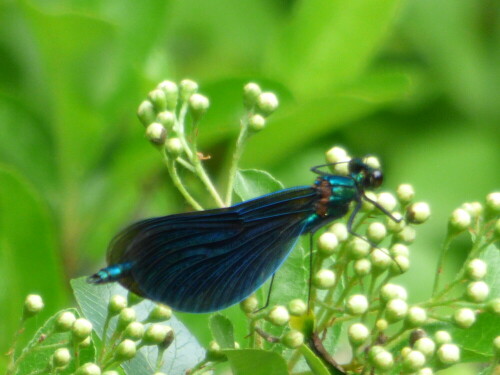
98, 314, 111, 364
175, 157, 196, 173
432, 234, 453, 297
287, 349, 302, 372
156, 347, 166, 371
225, 119, 250, 206
163, 154, 203, 210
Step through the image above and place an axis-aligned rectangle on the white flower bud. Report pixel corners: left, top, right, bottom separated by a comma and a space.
461, 201, 483, 218
366, 222, 387, 243
148, 89, 167, 111
376, 319, 388, 331
240, 295, 259, 313
434, 330, 452, 345
437, 343, 460, 364
179, 79, 198, 101
256, 92, 279, 116
317, 232, 339, 256
385, 299, 408, 322
466, 259, 487, 280
363, 155, 380, 169
189, 93, 209, 118
407, 202, 431, 224
288, 299, 307, 316
142, 324, 172, 345
362, 191, 377, 211
79, 336, 92, 348
115, 339, 137, 361
348, 323, 369, 345
377, 192, 397, 212
380, 283, 408, 303
416, 368, 433, 375
75, 363, 101, 375
370, 248, 392, 270
449, 208, 471, 232
313, 269, 336, 289
390, 243, 409, 257
346, 294, 369, 315
281, 330, 304, 349
486, 192, 500, 214
370, 347, 394, 370
397, 184, 415, 203
72, 318, 93, 340
414, 337, 436, 358
391, 255, 410, 274
386, 212, 405, 233
487, 298, 500, 315
24, 294, 44, 317
147, 304, 172, 322
137, 100, 156, 126
146, 122, 166, 145
402, 350, 426, 371
55, 311, 76, 332
117, 308, 136, 331
453, 308, 476, 328
325, 146, 348, 164
157, 111, 175, 130
354, 259, 372, 277
328, 222, 348, 242
124, 322, 145, 341
102, 372, 120, 375
108, 295, 127, 316
243, 82, 262, 108
52, 348, 71, 368
165, 137, 183, 156
157, 80, 178, 110
395, 226, 416, 244
347, 237, 371, 259
267, 305, 290, 326
401, 346, 412, 357
406, 306, 427, 327
248, 114, 266, 132
466, 281, 489, 302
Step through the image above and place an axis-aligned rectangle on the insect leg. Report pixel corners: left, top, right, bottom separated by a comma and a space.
254, 273, 276, 313
307, 232, 314, 310
363, 193, 403, 223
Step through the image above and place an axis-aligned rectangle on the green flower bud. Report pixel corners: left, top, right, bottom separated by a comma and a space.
386, 212, 405, 233
416, 368, 434, 375
313, 269, 336, 289
148, 89, 167, 112
397, 184, 415, 203
157, 80, 178, 110
52, 348, 71, 368
346, 294, 369, 315
376, 319, 388, 331
434, 330, 452, 345
206, 340, 226, 361
79, 336, 92, 348
370, 248, 392, 270
328, 222, 348, 242
240, 295, 259, 313
55, 311, 76, 332
160, 328, 175, 349
465, 281, 489, 302
157, 111, 176, 130
395, 226, 416, 244
347, 237, 370, 259
124, 321, 145, 341
288, 299, 307, 316
256, 92, 279, 116
366, 222, 387, 244
117, 308, 136, 331
369, 347, 394, 370
414, 337, 436, 358
179, 79, 198, 101
453, 308, 476, 328
248, 114, 266, 132
325, 146, 348, 164
108, 295, 127, 316
385, 299, 408, 322
165, 137, 183, 156
466, 259, 487, 280
406, 202, 431, 224
363, 155, 380, 169
437, 343, 460, 364
377, 192, 397, 212
115, 339, 137, 361
137, 100, 156, 127
390, 243, 409, 257
493, 336, 500, 356
402, 350, 426, 371
380, 283, 408, 303
449, 208, 471, 232
189, 93, 209, 120
487, 298, 500, 315
243, 82, 262, 108
266, 305, 290, 326
348, 323, 369, 346
146, 123, 167, 145
461, 201, 483, 218
486, 192, 500, 217
406, 306, 427, 327
127, 292, 143, 306
281, 330, 304, 349
391, 255, 410, 274
72, 318, 93, 340
353, 258, 372, 277
317, 232, 339, 256
75, 363, 101, 375
147, 304, 172, 322
142, 324, 172, 346
24, 294, 44, 318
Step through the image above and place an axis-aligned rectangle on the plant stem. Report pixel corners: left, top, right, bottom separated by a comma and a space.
225, 118, 249, 206
432, 234, 453, 297
163, 154, 203, 211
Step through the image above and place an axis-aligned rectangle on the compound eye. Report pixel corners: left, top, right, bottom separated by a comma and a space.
368, 170, 383, 188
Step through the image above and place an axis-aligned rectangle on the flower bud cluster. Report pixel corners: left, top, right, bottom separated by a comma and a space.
242, 82, 279, 132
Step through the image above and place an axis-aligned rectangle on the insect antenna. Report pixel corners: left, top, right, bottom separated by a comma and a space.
310, 161, 351, 175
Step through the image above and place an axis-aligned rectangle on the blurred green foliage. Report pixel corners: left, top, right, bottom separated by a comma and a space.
0, 0, 498, 373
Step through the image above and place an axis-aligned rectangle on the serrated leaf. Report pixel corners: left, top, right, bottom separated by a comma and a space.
16, 308, 95, 375
234, 169, 284, 201
209, 314, 235, 349
222, 349, 289, 375
71, 277, 205, 375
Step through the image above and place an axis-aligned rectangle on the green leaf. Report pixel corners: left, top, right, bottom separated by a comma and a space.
0, 166, 67, 360
234, 169, 284, 201
481, 244, 500, 298
222, 349, 289, 375
298, 344, 332, 375
209, 314, 235, 349
71, 277, 205, 375
16, 308, 95, 375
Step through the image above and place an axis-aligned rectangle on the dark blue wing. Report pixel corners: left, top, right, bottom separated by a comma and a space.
105, 186, 318, 313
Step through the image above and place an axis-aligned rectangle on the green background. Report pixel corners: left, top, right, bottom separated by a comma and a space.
0, 0, 498, 373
